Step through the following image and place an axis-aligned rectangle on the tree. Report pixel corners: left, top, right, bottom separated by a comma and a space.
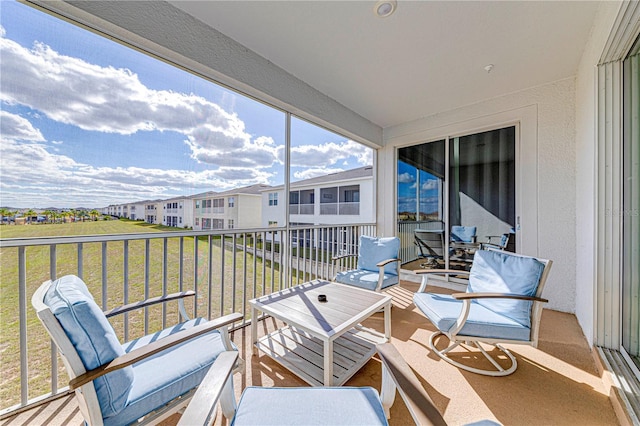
89, 209, 100, 221
24, 209, 36, 224
0, 208, 9, 224
43, 209, 54, 224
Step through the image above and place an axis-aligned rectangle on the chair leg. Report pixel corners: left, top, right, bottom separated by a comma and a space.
429, 332, 518, 377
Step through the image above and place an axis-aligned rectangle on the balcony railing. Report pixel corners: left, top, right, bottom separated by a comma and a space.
0, 223, 375, 417
320, 202, 360, 215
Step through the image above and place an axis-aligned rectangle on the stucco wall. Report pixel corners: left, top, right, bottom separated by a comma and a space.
382, 78, 578, 313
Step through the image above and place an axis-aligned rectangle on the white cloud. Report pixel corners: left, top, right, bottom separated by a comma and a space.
0, 110, 45, 141
293, 167, 345, 181
422, 179, 438, 190
0, 32, 280, 171
398, 172, 414, 184
0, 116, 260, 208
286, 140, 372, 168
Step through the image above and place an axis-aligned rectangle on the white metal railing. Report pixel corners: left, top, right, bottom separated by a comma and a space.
0, 223, 375, 417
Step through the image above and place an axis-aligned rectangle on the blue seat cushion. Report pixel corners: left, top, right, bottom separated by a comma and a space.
44, 275, 133, 418
451, 226, 476, 243
413, 293, 531, 342
357, 235, 399, 276
335, 269, 399, 291
468, 250, 544, 327
231, 387, 388, 425
104, 318, 236, 426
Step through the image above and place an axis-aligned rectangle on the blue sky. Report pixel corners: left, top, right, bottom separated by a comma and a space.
0, 1, 372, 209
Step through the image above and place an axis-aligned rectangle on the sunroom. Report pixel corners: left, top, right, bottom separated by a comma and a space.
1, 1, 639, 425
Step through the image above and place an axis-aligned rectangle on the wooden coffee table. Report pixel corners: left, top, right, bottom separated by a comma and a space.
250, 280, 391, 386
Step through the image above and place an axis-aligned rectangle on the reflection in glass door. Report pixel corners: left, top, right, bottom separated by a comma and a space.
397, 126, 516, 272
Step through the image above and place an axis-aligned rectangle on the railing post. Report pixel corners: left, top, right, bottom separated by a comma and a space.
18, 246, 28, 406
123, 240, 129, 342
49, 244, 57, 395
193, 236, 199, 318
162, 237, 168, 330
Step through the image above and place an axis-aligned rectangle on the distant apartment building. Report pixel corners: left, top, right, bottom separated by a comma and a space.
161, 196, 194, 228
261, 166, 374, 227
103, 202, 144, 220
127, 202, 145, 220
144, 201, 161, 224
192, 184, 270, 231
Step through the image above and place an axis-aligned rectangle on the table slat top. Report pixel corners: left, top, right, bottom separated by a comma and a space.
249, 280, 391, 338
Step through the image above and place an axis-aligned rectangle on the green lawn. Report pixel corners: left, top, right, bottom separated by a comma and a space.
0, 220, 292, 409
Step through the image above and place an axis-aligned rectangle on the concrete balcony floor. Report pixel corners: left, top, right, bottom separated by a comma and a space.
2, 280, 619, 426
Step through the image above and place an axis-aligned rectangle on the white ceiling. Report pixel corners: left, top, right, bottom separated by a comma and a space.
170, 1, 601, 129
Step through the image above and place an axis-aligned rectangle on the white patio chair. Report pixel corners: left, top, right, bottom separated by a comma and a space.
179, 343, 448, 426
32, 274, 243, 425
333, 235, 401, 292
413, 249, 552, 376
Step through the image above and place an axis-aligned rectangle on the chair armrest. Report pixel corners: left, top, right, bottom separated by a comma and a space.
452, 292, 548, 303
69, 312, 243, 389
104, 290, 196, 318
414, 269, 470, 276
376, 258, 402, 268
178, 351, 238, 426
332, 254, 357, 261
376, 343, 447, 426
415, 269, 470, 293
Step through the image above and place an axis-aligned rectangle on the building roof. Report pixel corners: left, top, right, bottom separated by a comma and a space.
193, 184, 272, 198
266, 166, 373, 191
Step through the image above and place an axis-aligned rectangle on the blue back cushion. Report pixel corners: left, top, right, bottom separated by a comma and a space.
357, 235, 400, 276
468, 250, 545, 327
44, 275, 133, 418
451, 226, 476, 242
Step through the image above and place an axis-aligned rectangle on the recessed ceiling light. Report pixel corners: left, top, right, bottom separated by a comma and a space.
374, 0, 397, 18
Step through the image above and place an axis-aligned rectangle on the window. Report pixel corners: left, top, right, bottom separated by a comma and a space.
228, 219, 234, 229
342, 187, 360, 203
212, 219, 224, 229
269, 193, 278, 206
228, 197, 235, 208
320, 187, 338, 215
289, 191, 299, 205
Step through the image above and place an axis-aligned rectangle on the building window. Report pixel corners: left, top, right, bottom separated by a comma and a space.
228, 219, 234, 229
289, 191, 299, 205
269, 193, 278, 206
228, 197, 235, 208
343, 187, 360, 203
212, 219, 224, 229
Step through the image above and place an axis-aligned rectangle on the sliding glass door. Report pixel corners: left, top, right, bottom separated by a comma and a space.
398, 126, 516, 271
622, 40, 640, 372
